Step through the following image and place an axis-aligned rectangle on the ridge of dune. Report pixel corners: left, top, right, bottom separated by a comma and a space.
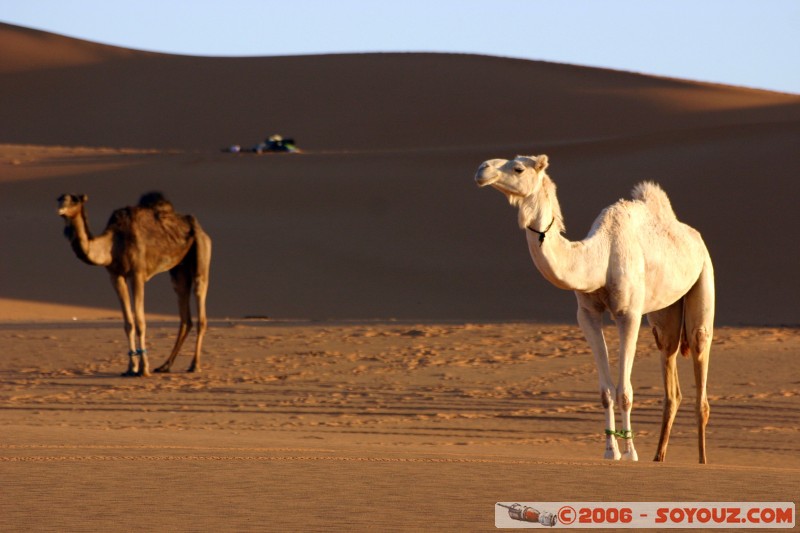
0, 298, 178, 322
0, 23, 144, 73
1, 23, 798, 152
0, 298, 117, 321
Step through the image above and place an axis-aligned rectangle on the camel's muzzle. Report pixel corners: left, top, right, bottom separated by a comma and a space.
474, 164, 499, 187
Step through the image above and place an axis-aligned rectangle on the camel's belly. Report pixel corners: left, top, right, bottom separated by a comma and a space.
643, 262, 704, 313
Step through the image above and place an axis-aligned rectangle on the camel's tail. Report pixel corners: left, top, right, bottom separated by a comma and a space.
186, 214, 212, 277
186, 214, 205, 237
631, 181, 676, 220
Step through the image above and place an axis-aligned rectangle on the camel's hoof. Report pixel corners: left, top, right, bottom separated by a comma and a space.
120, 370, 138, 377
153, 366, 171, 373
622, 450, 639, 461
604, 448, 621, 460
187, 366, 200, 373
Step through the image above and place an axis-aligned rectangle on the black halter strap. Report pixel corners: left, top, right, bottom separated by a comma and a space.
527, 218, 555, 247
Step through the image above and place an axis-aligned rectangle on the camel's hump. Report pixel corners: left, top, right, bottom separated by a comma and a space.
138, 191, 174, 212
631, 181, 676, 219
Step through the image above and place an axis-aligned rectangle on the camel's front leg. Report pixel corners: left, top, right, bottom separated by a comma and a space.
577, 302, 620, 460
111, 274, 139, 376
616, 312, 642, 461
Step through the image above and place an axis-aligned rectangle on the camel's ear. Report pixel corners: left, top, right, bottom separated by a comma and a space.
80, 194, 88, 203
534, 155, 549, 172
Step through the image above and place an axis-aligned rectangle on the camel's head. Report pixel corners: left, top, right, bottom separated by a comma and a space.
474, 154, 549, 203
57, 193, 88, 219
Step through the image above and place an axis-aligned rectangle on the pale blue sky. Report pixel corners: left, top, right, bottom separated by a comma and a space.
2, 0, 798, 94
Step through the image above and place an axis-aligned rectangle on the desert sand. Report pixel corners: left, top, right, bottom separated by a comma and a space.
1, 23, 799, 531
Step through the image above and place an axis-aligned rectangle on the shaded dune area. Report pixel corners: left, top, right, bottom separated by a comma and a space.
3, 24, 799, 326
2, 22, 799, 324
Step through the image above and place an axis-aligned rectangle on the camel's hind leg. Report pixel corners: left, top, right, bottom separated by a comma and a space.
189, 276, 208, 373
683, 256, 715, 464
647, 299, 683, 462
188, 230, 211, 373
154, 265, 193, 373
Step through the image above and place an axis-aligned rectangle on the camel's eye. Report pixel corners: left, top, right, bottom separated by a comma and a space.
513, 166, 525, 174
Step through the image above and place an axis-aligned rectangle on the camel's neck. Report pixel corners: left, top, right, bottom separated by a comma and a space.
514, 174, 564, 234
516, 177, 606, 293
64, 209, 113, 267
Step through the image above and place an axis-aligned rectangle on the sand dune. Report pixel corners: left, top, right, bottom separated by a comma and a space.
2, 23, 799, 324
1, 22, 798, 153
1, 23, 799, 531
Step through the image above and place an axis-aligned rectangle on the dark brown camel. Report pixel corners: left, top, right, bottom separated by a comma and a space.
58, 192, 211, 376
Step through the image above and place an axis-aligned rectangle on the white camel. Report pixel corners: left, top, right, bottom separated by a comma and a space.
475, 154, 714, 463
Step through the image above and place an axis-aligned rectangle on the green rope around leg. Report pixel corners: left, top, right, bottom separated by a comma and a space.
605, 429, 634, 439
